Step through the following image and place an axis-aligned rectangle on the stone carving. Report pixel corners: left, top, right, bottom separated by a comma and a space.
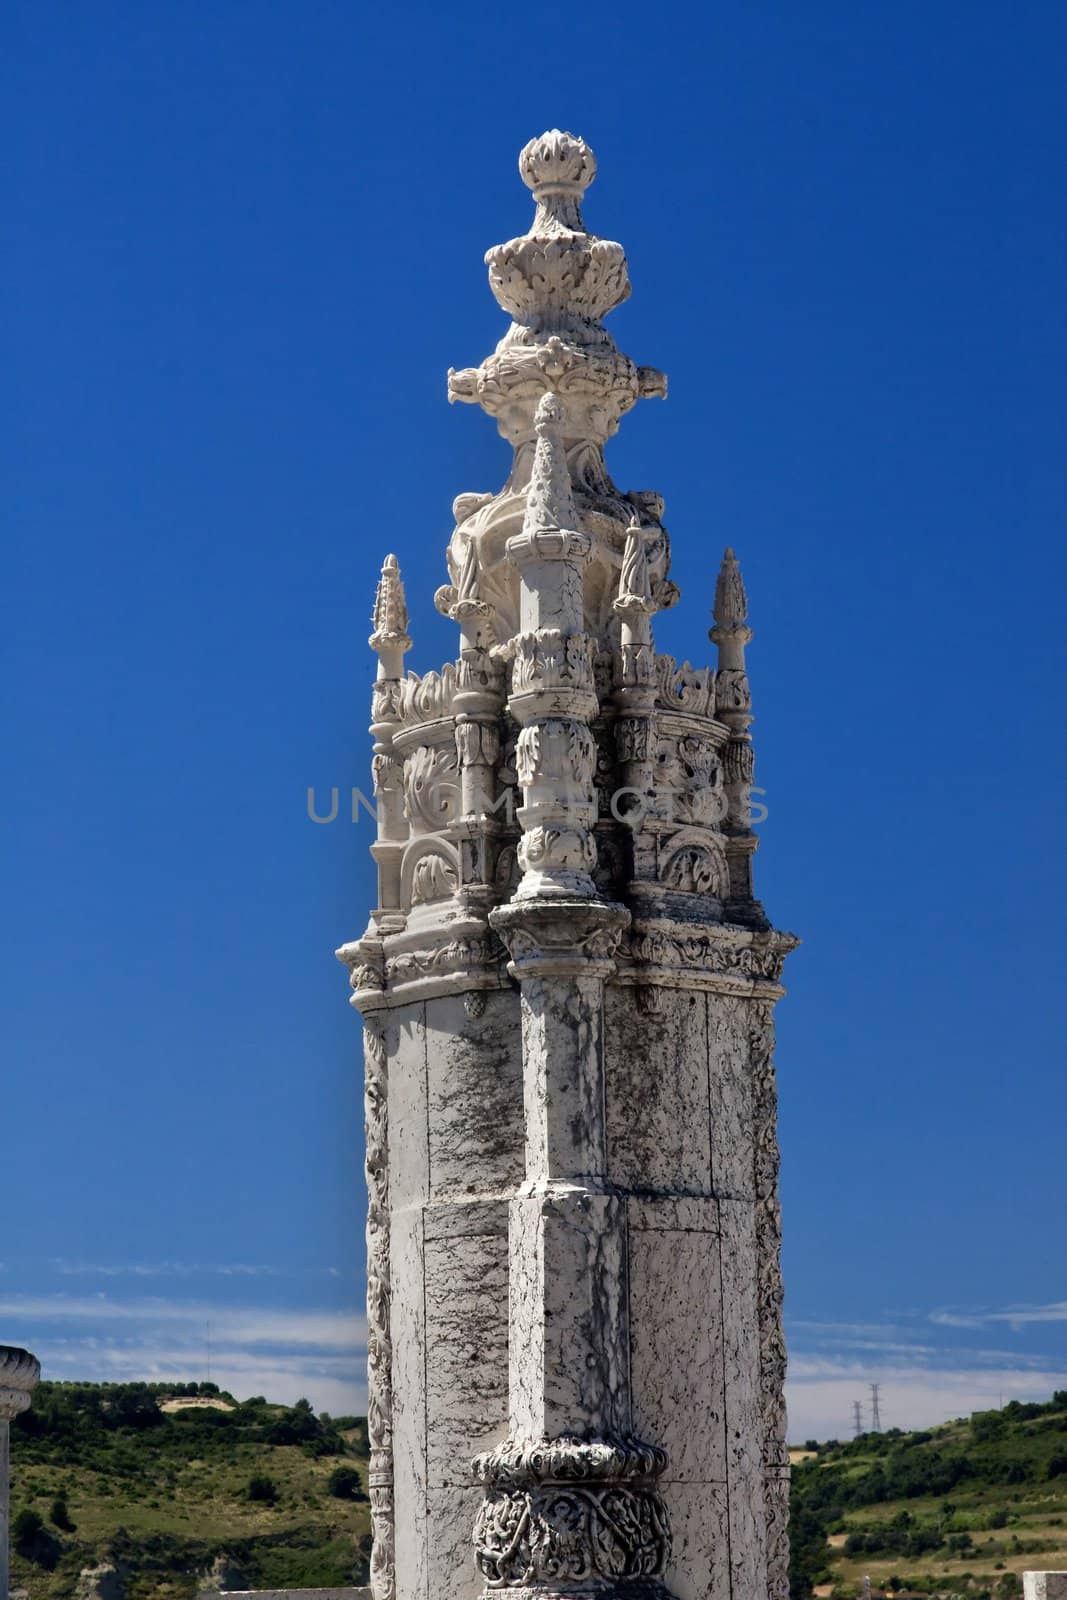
0, 1346, 39, 1420
751, 1006, 790, 1600
505, 630, 594, 694
338, 131, 798, 1600
655, 655, 715, 717
626, 925, 795, 984
369, 554, 412, 658
361, 1023, 394, 1600
455, 719, 501, 769
409, 852, 458, 906
473, 1436, 671, 1591
402, 743, 459, 832
398, 664, 459, 726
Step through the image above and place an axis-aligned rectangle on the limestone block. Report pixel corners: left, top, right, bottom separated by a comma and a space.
423, 1203, 509, 1483
509, 1189, 629, 1438
666, 1482, 732, 1600
719, 1198, 767, 1600
426, 1487, 485, 1600
605, 986, 712, 1195
424, 992, 523, 1200
709, 998, 754, 1199
385, 1005, 430, 1210
628, 1213, 726, 1483
389, 1207, 427, 1600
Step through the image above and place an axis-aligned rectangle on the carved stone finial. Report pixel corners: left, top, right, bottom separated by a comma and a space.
518, 130, 597, 232
713, 547, 748, 631
369, 554, 412, 663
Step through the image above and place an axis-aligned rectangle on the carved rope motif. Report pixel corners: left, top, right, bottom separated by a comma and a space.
362, 1019, 395, 1600
750, 1002, 790, 1600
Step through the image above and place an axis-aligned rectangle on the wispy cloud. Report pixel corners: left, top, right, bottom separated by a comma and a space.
0, 1293, 369, 1415
0, 1295, 365, 1350
51, 1260, 282, 1279
931, 1301, 1067, 1332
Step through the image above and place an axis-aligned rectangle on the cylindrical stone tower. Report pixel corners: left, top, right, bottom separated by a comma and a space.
338, 131, 797, 1600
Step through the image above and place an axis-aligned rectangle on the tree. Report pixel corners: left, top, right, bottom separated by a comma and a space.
50, 1496, 74, 1531
327, 1465, 367, 1501
12, 1510, 44, 1552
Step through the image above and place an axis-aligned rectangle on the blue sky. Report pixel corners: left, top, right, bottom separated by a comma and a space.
4, 1, 1065, 1440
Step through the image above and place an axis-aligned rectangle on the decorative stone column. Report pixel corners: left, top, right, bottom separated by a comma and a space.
0, 1346, 40, 1600
337, 130, 798, 1600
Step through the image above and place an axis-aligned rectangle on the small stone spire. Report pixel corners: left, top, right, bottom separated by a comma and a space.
713, 546, 748, 633
523, 394, 579, 537
369, 554, 411, 680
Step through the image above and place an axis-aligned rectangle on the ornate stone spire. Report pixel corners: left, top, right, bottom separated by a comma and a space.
338, 134, 799, 1600
369, 554, 411, 676
444, 129, 669, 647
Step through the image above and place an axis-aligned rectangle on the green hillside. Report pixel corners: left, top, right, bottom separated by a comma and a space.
8, 1383, 371, 1600
791, 1392, 1067, 1600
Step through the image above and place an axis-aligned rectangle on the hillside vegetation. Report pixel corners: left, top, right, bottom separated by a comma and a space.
791, 1392, 1067, 1600
8, 1382, 371, 1600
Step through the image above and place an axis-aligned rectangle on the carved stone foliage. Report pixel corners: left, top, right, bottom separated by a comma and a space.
657, 735, 726, 827
722, 738, 755, 786
455, 719, 501, 769
516, 720, 595, 793
474, 1485, 669, 1589
660, 833, 728, 899
409, 852, 459, 906
398, 664, 459, 725
715, 667, 751, 715
402, 743, 460, 832
662, 846, 722, 896
655, 655, 715, 717
384, 933, 507, 990
362, 1020, 394, 1600
626, 927, 793, 984
506, 630, 594, 695
473, 1435, 671, 1592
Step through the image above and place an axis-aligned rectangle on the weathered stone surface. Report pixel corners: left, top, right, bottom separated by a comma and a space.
336, 130, 797, 1600
605, 986, 711, 1195
1024, 1577, 1067, 1600
629, 1219, 725, 1484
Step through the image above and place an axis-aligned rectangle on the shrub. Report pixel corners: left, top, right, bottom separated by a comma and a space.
327, 1466, 367, 1502
12, 1509, 43, 1551
50, 1496, 74, 1530
247, 1475, 279, 1505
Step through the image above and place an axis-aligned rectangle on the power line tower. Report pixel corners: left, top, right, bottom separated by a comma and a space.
853, 1400, 864, 1438
869, 1382, 882, 1432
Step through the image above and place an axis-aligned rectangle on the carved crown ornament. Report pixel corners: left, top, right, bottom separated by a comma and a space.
337, 132, 797, 1006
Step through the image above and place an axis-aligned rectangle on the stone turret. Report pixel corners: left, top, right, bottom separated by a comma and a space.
338, 132, 797, 1600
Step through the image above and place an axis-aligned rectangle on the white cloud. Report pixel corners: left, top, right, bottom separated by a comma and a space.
786, 1355, 1067, 1442
931, 1301, 1067, 1332
0, 1294, 365, 1351
50, 1260, 282, 1279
